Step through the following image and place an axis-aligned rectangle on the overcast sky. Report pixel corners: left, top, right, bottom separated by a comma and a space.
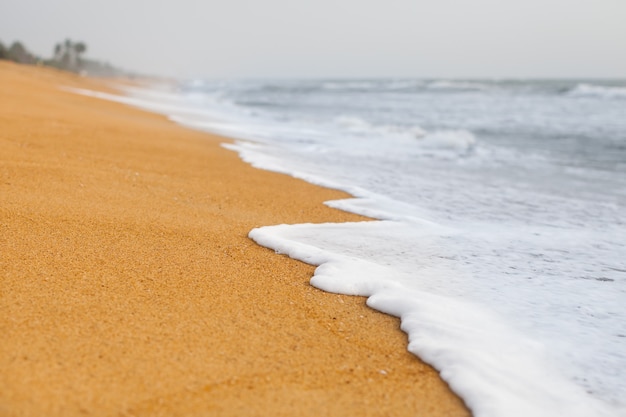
1, 0, 625, 79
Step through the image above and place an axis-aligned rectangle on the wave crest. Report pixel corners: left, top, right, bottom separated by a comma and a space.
567, 83, 626, 99
426, 80, 492, 91
417, 130, 476, 153
334, 115, 427, 138
334, 116, 476, 155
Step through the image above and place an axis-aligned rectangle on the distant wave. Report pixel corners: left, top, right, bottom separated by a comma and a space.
567, 83, 626, 99
185, 78, 208, 88
382, 80, 425, 90
426, 80, 493, 91
334, 115, 427, 138
322, 80, 424, 92
322, 81, 377, 91
334, 115, 476, 155
417, 129, 476, 154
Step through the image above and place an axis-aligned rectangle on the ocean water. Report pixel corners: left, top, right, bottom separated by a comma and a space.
71, 79, 626, 417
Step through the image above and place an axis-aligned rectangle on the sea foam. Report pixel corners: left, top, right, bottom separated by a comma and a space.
333, 115, 476, 155
249, 220, 616, 417
567, 83, 626, 99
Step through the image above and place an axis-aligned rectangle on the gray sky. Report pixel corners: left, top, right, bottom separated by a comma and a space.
1, 0, 625, 79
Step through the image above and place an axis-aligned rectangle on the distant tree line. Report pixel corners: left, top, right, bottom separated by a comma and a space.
0, 40, 38, 65
0, 37, 123, 76
50, 39, 87, 71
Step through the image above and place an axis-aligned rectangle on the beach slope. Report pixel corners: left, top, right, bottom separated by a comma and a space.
0, 61, 469, 417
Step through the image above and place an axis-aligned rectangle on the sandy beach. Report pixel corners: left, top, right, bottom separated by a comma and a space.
0, 61, 469, 416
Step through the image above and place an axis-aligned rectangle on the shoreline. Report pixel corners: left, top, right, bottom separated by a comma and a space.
0, 61, 469, 416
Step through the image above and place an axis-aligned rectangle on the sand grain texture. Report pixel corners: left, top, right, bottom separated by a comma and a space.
0, 62, 470, 417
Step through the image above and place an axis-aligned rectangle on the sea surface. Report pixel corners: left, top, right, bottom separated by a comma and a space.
73, 79, 626, 417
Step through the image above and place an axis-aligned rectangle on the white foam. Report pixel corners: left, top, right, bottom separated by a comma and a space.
249, 221, 617, 417
568, 83, 626, 99
333, 115, 475, 155
62, 86, 216, 120
417, 130, 476, 153
322, 81, 376, 90
323, 80, 424, 91
426, 80, 493, 91
334, 115, 427, 138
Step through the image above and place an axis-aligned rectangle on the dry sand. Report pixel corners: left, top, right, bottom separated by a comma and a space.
0, 61, 470, 417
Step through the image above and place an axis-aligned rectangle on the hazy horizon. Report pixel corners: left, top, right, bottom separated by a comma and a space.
2, 0, 625, 79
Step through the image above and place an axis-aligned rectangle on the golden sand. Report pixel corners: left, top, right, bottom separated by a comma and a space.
0, 61, 470, 416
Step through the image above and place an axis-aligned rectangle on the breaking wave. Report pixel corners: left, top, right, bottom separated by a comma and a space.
567, 83, 626, 99
334, 115, 476, 155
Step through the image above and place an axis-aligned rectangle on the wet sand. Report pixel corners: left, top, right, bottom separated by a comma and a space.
0, 61, 470, 416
